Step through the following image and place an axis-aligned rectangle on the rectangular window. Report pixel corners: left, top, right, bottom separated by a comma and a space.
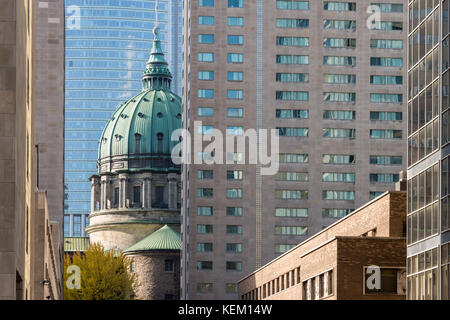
322, 128, 356, 139
275, 208, 308, 217
276, 172, 308, 181
197, 170, 213, 179
370, 155, 402, 165
228, 0, 243, 8
198, 16, 215, 25
370, 57, 403, 67
226, 225, 243, 234
370, 39, 403, 49
197, 188, 213, 198
226, 243, 243, 252
226, 126, 244, 135
197, 224, 213, 234
228, 71, 243, 81
227, 207, 243, 216
227, 108, 243, 118
199, 0, 214, 7
198, 34, 215, 44
371, 3, 403, 13
226, 261, 242, 271
198, 71, 214, 80
276, 55, 309, 65
370, 75, 402, 85
277, 127, 309, 137
322, 190, 355, 200
227, 90, 243, 100
323, 92, 356, 102
198, 89, 214, 99
228, 35, 244, 45
324, 2, 356, 11
323, 154, 355, 164
198, 107, 214, 117
197, 283, 213, 293
322, 208, 353, 218
323, 56, 356, 66
197, 261, 213, 270
198, 52, 214, 62
133, 186, 141, 204
197, 242, 213, 252
226, 152, 244, 163
227, 188, 243, 198
323, 74, 356, 84
228, 17, 244, 26
276, 91, 309, 101
323, 110, 355, 120
64, 215, 70, 236
370, 129, 402, 139
370, 191, 384, 199
323, 38, 356, 48
227, 170, 243, 180
276, 109, 309, 119
322, 172, 355, 182
226, 283, 238, 294
370, 93, 402, 103
227, 53, 243, 63
114, 187, 119, 206
276, 18, 309, 28
370, 21, 403, 31
275, 226, 308, 236
276, 36, 309, 47
73, 215, 81, 236
275, 190, 308, 200
197, 207, 213, 216
277, 0, 309, 10
276, 73, 309, 83
324, 20, 356, 30
370, 173, 400, 183
370, 111, 402, 121
165, 259, 174, 272
197, 125, 214, 134
279, 153, 309, 163
275, 244, 296, 253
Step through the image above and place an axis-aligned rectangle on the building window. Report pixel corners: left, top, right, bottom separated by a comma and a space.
323, 38, 356, 48
226, 283, 238, 294
198, 89, 214, 99
227, 207, 243, 216
227, 108, 243, 117
275, 226, 308, 236
275, 244, 296, 253
370, 75, 403, 85
226, 188, 243, 198
276, 172, 308, 182
198, 16, 215, 25
198, 34, 215, 44
226, 225, 243, 234
226, 261, 242, 271
323, 110, 355, 120
198, 52, 214, 62
226, 243, 243, 252
228, 35, 244, 45
114, 187, 119, 206
276, 18, 309, 28
324, 2, 356, 11
228, 17, 244, 26
323, 74, 356, 84
226, 126, 244, 135
275, 208, 308, 217
370, 39, 403, 49
322, 190, 355, 200
324, 20, 356, 30
64, 215, 70, 237
370, 173, 400, 183
277, 128, 309, 137
197, 170, 213, 179
227, 71, 243, 81
370, 93, 403, 103
197, 283, 213, 293
227, 171, 243, 180
276, 73, 309, 83
371, 3, 403, 13
365, 268, 406, 295
279, 153, 308, 163
276, 109, 309, 119
370, 21, 403, 31
322, 208, 353, 218
198, 71, 214, 80
199, 0, 214, 6
228, 0, 243, 8
323, 56, 356, 66
197, 261, 213, 270
227, 90, 243, 100
370, 129, 402, 139
227, 53, 243, 63
197, 188, 213, 198
323, 92, 356, 102
322, 128, 356, 139
370, 155, 402, 165
276, 55, 309, 65
197, 206, 213, 216
198, 107, 214, 117
197, 224, 213, 234
370, 111, 402, 121
275, 190, 308, 200
370, 57, 403, 67
276, 36, 309, 47
73, 215, 81, 236
276, 0, 309, 10
322, 172, 355, 183
197, 243, 213, 252
323, 154, 355, 164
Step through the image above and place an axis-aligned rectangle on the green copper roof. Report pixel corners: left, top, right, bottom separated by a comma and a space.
97, 25, 182, 167
64, 237, 90, 252
123, 225, 181, 253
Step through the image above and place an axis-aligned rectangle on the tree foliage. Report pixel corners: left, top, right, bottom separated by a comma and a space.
64, 243, 138, 300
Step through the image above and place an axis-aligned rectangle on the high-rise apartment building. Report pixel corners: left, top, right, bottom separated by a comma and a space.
182, 0, 407, 299
406, 0, 449, 300
64, 0, 182, 237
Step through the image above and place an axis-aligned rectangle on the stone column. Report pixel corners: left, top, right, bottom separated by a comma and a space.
168, 173, 177, 209
90, 178, 96, 213
144, 174, 152, 209
119, 175, 126, 209
100, 180, 106, 210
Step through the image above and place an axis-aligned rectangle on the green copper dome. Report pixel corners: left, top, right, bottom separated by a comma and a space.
97, 27, 182, 173
123, 225, 181, 253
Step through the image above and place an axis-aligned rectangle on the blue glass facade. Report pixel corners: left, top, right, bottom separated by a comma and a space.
64, 0, 182, 236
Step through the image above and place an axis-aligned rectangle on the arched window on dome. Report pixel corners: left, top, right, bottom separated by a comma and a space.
157, 133, 164, 153
135, 133, 141, 153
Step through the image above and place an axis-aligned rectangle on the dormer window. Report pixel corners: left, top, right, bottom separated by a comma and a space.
157, 133, 164, 153
135, 133, 141, 153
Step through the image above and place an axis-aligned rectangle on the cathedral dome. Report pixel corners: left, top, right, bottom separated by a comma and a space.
97, 27, 182, 174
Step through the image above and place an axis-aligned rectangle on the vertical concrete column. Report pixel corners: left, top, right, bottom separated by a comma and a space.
324, 271, 329, 296
90, 178, 96, 213
119, 175, 126, 209
100, 180, 106, 210
315, 276, 320, 300
122, 174, 128, 208
168, 173, 177, 209
306, 279, 312, 300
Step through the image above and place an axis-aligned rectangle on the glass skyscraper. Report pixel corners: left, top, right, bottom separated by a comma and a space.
64, 0, 182, 237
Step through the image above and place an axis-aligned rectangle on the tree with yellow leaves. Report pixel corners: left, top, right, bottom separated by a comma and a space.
64, 243, 138, 300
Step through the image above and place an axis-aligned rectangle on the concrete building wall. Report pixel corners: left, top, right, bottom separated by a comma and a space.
182, 0, 407, 299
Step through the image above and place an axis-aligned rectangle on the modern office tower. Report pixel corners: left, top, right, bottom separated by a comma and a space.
64, 0, 182, 237
182, 0, 407, 299
407, 0, 449, 300
0, 0, 63, 299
